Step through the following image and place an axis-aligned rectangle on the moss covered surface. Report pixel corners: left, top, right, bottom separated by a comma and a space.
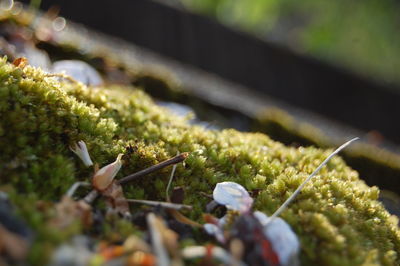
3, 9, 400, 197
0, 59, 400, 265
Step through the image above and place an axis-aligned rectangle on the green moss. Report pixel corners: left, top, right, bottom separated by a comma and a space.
0, 59, 399, 265
253, 108, 400, 194
102, 217, 142, 242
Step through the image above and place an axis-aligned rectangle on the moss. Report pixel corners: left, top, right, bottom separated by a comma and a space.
253, 108, 400, 194
3, 6, 400, 196
0, 59, 399, 265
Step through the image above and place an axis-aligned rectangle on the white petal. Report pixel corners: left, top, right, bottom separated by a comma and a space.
254, 211, 300, 266
70, 141, 93, 167
213, 182, 253, 213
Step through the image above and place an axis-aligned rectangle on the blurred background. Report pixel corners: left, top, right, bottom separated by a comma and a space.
24, 0, 400, 144
180, 0, 400, 86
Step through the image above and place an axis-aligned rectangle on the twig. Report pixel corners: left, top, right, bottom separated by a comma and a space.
126, 199, 192, 211
118, 153, 188, 185
265, 137, 358, 226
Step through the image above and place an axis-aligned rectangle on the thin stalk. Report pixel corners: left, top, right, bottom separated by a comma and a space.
127, 199, 192, 210
166, 163, 178, 202
265, 137, 359, 226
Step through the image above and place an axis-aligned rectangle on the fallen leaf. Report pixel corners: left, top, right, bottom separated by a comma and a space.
101, 181, 130, 217
50, 196, 93, 229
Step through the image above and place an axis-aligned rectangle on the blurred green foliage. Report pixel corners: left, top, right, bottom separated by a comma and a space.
181, 0, 400, 85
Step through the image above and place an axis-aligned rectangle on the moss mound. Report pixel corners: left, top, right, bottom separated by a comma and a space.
0, 58, 399, 265
253, 108, 400, 194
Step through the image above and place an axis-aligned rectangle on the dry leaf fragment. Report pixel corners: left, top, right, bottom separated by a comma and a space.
101, 181, 130, 217
12, 57, 27, 68
127, 251, 156, 266
123, 235, 151, 253
90, 153, 130, 216
93, 154, 123, 191
50, 196, 93, 229
98, 245, 125, 261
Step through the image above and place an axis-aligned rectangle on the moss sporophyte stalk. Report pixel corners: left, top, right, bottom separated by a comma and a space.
0, 58, 399, 265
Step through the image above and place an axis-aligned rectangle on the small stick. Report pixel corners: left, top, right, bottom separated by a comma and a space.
265, 137, 359, 226
118, 153, 188, 185
126, 199, 192, 211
